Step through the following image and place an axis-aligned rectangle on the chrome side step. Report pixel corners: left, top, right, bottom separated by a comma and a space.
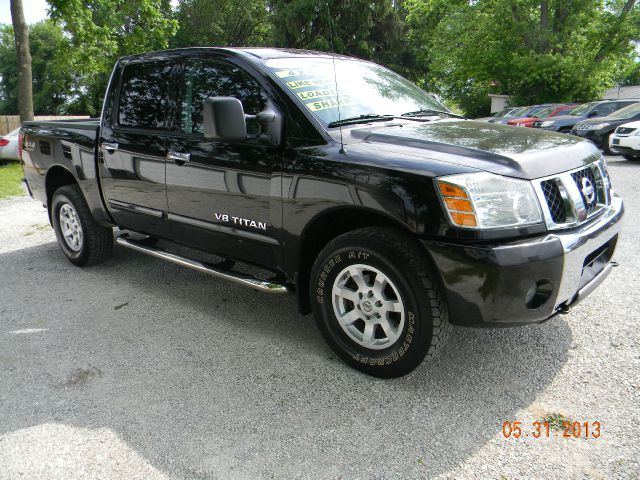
116, 236, 288, 294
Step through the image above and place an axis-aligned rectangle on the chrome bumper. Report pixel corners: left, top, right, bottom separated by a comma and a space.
552, 194, 623, 308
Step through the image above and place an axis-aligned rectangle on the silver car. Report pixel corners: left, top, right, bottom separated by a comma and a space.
0, 128, 20, 161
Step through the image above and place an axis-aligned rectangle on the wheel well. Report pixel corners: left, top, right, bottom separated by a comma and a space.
45, 166, 78, 217
296, 208, 413, 314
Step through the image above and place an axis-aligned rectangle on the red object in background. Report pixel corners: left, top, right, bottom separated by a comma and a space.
0, 138, 9, 147
508, 104, 578, 127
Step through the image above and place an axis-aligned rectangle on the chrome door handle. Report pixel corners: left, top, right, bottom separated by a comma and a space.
101, 142, 118, 153
167, 151, 191, 163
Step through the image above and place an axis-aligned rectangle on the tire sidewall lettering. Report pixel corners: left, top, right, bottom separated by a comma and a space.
314, 248, 420, 366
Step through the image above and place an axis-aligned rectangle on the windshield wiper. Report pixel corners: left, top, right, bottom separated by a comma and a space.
400, 109, 466, 119
327, 114, 395, 128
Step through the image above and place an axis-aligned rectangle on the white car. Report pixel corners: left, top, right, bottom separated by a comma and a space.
0, 127, 20, 161
609, 120, 640, 161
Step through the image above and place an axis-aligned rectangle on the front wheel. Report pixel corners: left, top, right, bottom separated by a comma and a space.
602, 133, 617, 155
51, 185, 113, 266
310, 227, 450, 378
623, 154, 640, 161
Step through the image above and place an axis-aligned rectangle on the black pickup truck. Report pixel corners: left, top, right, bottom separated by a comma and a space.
20, 48, 623, 377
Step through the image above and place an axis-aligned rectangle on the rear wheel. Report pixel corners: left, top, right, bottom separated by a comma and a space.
51, 185, 113, 266
310, 227, 450, 378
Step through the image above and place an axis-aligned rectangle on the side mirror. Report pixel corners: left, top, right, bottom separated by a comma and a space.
203, 97, 247, 140
203, 97, 283, 146
587, 110, 599, 118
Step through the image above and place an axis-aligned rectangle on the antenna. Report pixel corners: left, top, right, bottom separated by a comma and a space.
326, 2, 344, 153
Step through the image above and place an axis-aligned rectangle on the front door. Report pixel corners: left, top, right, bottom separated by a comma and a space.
99, 60, 177, 238
165, 57, 283, 268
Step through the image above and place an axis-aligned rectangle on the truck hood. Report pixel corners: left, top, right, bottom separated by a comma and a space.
343, 120, 600, 180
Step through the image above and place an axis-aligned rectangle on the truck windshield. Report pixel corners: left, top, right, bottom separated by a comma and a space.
264, 57, 449, 127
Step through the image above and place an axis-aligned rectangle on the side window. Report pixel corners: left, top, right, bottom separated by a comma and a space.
598, 103, 616, 116
118, 62, 174, 129
181, 60, 268, 135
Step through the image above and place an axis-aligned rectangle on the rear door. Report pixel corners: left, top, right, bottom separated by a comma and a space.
99, 60, 178, 238
164, 56, 284, 268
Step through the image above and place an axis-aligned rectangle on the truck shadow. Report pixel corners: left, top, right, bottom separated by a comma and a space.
0, 242, 572, 478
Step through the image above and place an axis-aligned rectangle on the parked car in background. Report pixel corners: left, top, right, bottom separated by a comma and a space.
0, 128, 20, 161
489, 106, 535, 124
533, 99, 638, 133
507, 104, 577, 128
609, 120, 640, 160
573, 101, 640, 154
475, 107, 521, 122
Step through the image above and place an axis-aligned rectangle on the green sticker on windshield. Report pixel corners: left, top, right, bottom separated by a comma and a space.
305, 97, 355, 112
286, 79, 331, 89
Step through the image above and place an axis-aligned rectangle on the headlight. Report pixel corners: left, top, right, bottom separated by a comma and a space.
587, 123, 610, 130
436, 173, 543, 229
539, 120, 555, 127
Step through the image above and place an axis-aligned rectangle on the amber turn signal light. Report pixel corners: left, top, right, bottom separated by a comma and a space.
437, 179, 478, 227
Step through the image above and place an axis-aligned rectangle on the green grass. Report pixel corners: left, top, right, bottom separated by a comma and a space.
0, 162, 25, 199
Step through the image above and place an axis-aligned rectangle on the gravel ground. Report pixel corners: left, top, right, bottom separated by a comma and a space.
0, 156, 638, 480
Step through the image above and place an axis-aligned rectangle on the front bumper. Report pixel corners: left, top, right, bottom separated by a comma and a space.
571, 128, 609, 147
610, 134, 640, 155
424, 195, 624, 326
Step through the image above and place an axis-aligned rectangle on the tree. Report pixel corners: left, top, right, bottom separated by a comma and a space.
48, 0, 178, 114
0, 21, 76, 115
406, 0, 640, 116
171, 0, 270, 48
268, 1, 413, 75
10, 0, 33, 122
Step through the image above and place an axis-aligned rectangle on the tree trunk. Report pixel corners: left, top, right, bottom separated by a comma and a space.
10, 0, 34, 122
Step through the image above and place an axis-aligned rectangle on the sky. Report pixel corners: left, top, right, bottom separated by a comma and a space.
0, 0, 180, 25
0, 0, 49, 25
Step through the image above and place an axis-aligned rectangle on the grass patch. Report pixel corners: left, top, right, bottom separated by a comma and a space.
542, 413, 572, 430
0, 162, 24, 199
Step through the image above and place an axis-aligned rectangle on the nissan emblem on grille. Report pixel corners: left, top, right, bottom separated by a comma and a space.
581, 177, 596, 204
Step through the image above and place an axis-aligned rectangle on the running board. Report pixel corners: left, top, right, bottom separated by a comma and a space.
116, 236, 288, 294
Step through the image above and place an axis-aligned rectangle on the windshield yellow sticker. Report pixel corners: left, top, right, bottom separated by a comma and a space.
297, 89, 337, 101
305, 98, 355, 112
275, 69, 323, 79
286, 79, 331, 89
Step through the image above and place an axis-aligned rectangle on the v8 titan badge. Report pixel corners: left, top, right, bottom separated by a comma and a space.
215, 213, 267, 231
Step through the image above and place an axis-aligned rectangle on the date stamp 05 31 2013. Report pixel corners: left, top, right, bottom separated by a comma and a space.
502, 421, 601, 439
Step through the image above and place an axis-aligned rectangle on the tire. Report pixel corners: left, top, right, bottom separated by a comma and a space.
623, 154, 640, 161
310, 227, 450, 378
51, 184, 113, 266
602, 133, 616, 155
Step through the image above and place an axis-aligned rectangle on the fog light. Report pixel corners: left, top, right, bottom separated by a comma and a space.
525, 280, 553, 309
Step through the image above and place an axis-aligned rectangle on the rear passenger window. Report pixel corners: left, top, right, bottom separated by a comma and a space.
118, 62, 173, 130
181, 60, 268, 135
598, 103, 616, 116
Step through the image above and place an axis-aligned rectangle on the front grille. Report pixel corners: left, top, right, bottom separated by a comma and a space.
571, 167, 600, 215
616, 126, 635, 134
575, 123, 589, 131
535, 158, 610, 229
540, 180, 566, 223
